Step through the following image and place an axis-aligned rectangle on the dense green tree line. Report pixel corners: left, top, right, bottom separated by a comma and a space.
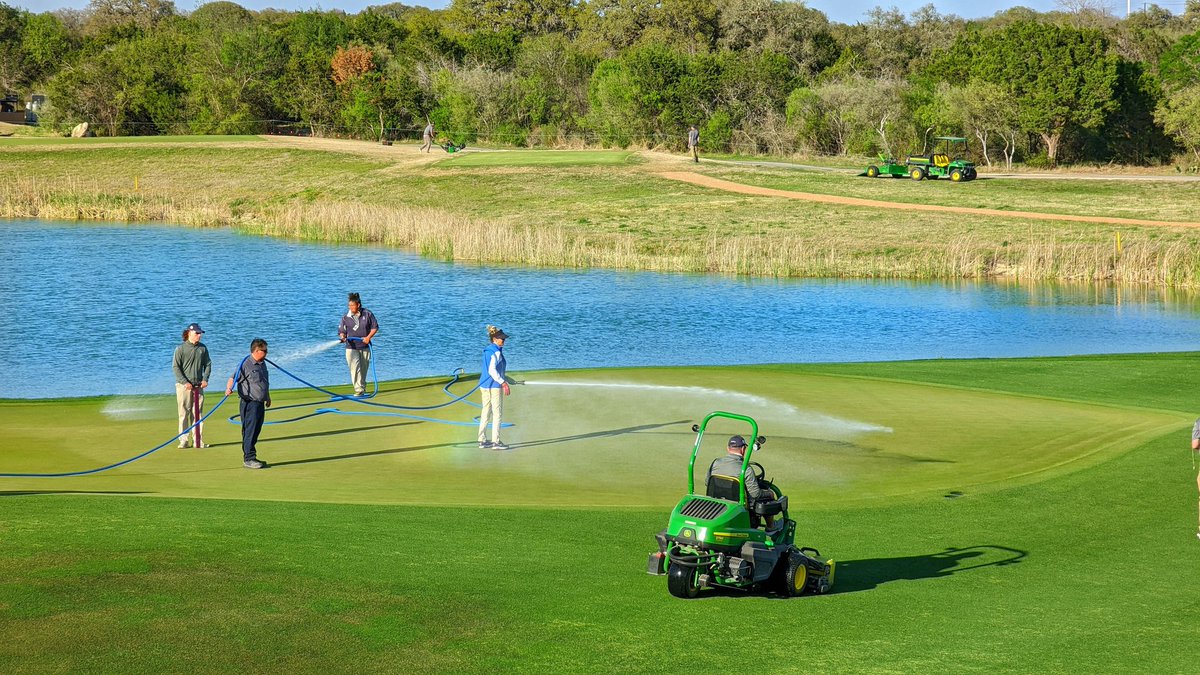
5, 0, 1200, 165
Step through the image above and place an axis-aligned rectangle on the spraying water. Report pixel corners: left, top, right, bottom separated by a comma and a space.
271, 339, 343, 366
523, 380, 892, 436
101, 396, 170, 420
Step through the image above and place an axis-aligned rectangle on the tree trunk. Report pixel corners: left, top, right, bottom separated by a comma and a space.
1039, 131, 1062, 167
974, 129, 992, 167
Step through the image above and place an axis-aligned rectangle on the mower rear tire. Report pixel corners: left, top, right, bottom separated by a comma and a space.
909, 167, 925, 181
781, 553, 808, 597
667, 561, 701, 599
950, 169, 964, 182
866, 165, 879, 178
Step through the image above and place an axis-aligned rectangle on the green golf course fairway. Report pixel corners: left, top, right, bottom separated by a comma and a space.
3, 354, 1199, 672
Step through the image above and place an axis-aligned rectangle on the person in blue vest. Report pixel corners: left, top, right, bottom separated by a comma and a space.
478, 325, 513, 450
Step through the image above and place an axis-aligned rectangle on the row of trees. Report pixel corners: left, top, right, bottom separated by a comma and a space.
4, 0, 1200, 165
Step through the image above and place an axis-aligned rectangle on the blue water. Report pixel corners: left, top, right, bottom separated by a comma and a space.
3, 219, 1200, 399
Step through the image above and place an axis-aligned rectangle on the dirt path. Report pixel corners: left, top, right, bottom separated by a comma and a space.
658, 171, 1200, 228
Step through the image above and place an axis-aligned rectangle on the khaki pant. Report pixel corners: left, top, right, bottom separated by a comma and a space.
478, 387, 503, 443
175, 383, 204, 447
346, 348, 371, 395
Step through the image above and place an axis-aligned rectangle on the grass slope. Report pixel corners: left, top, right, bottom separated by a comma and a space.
5, 139, 1200, 284
2, 355, 1200, 671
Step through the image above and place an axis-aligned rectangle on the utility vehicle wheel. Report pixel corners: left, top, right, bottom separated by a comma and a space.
950, 169, 964, 182
667, 561, 701, 599
909, 167, 925, 181
866, 165, 879, 178
781, 554, 808, 597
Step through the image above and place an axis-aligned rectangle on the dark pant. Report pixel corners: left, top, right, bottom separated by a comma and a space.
240, 399, 265, 461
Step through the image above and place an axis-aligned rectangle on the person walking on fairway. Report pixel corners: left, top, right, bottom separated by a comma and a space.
172, 323, 212, 448
226, 339, 271, 469
421, 121, 434, 153
478, 325, 512, 450
687, 125, 700, 163
338, 292, 379, 397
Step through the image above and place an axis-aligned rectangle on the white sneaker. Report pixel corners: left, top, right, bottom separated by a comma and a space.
491, 442, 510, 450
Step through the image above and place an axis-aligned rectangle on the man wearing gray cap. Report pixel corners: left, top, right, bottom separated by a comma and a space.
172, 323, 212, 448
706, 435, 778, 528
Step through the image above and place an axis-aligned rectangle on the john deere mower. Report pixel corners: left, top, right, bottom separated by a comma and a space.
647, 411, 834, 598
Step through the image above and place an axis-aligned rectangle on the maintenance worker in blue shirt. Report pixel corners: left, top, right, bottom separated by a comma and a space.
338, 292, 379, 397
478, 325, 513, 450
226, 338, 271, 469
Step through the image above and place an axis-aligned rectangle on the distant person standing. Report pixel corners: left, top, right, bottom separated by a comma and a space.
226, 338, 271, 469
172, 323, 212, 448
338, 292, 379, 397
687, 125, 700, 163
421, 121, 434, 153
478, 325, 512, 450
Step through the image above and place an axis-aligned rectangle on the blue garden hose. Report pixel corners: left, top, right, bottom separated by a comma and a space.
1, 346, 503, 478
0, 359, 246, 478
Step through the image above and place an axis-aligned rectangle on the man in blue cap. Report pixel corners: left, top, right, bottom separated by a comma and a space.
172, 322, 211, 448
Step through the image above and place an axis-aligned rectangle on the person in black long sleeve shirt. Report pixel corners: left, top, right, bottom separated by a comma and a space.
226, 339, 271, 469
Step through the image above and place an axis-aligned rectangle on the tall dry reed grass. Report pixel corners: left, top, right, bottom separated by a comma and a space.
4, 180, 1200, 286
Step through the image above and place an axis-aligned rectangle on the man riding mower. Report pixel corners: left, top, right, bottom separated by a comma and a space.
647, 411, 834, 598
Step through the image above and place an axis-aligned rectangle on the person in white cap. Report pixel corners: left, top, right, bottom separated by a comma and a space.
172, 323, 212, 448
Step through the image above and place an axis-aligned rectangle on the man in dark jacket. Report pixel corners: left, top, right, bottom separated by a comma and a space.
226, 339, 271, 469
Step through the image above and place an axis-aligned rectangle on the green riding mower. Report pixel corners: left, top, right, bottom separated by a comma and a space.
647, 411, 834, 598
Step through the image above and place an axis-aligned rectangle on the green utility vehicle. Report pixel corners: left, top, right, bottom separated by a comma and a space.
865, 136, 978, 182
646, 411, 834, 598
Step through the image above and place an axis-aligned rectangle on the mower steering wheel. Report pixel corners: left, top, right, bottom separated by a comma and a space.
749, 462, 765, 480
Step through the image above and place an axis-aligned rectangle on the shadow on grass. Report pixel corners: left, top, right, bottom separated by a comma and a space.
779, 435, 955, 465
268, 419, 691, 467
835, 545, 1027, 593
507, 420, 692, 450
0, 490, 154, 497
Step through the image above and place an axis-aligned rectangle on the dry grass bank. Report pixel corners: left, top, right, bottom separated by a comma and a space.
4, 143, 1200, 286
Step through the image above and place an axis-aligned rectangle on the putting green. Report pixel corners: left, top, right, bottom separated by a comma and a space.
0, 366, 1183, 506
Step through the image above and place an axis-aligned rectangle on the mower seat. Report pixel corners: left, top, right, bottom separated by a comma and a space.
934, 154, 950, 167
706, 474, 741, 502
753, 495, 787, 517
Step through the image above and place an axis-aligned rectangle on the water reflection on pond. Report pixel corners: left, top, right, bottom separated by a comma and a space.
2, 220, 1198, 398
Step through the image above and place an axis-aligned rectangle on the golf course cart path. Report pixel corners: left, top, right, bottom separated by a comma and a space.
659, 171, 1200, 227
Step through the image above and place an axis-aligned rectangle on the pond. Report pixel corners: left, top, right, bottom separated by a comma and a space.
3, 219, 1199, 399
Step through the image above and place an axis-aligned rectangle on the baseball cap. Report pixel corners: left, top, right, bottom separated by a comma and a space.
492, 329, 509, 340
728, 435, 746, 448
186, 323, 204, 334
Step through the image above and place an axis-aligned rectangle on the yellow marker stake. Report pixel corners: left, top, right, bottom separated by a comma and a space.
1115, 231, 1122, 254
134, 176, 139, 191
